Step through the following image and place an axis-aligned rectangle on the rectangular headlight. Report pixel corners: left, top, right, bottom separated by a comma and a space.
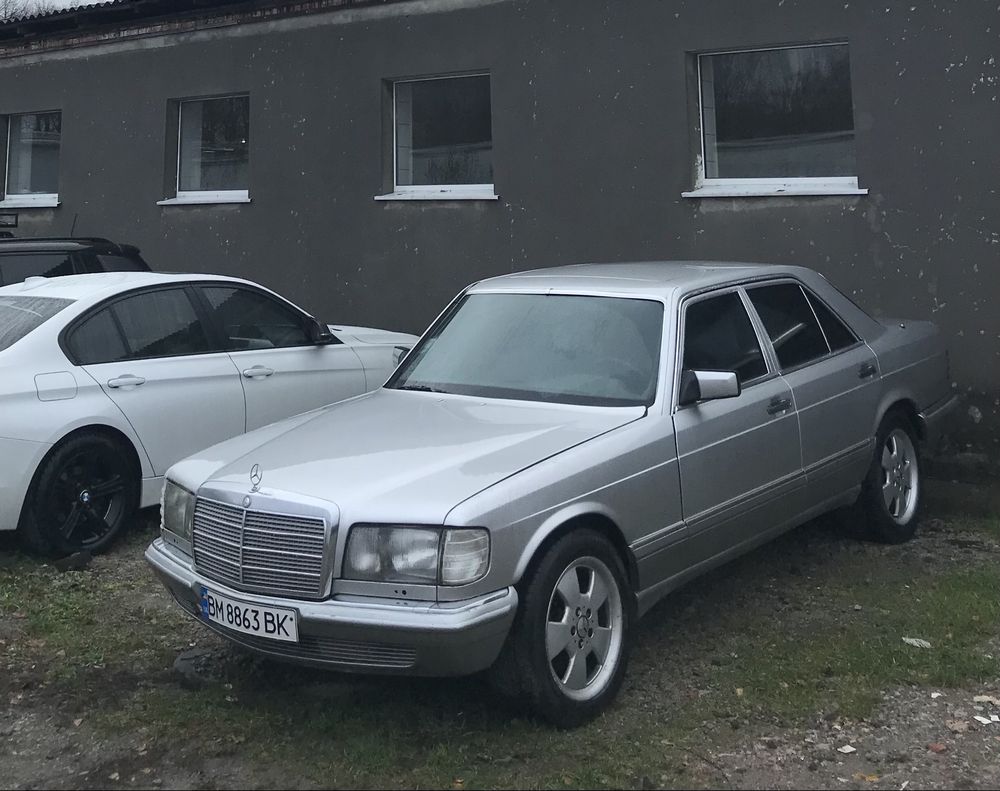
161, 479, 196, 547
343, 526, 490, 586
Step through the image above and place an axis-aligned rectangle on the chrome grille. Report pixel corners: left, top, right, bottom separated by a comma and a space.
192, 497, 328, 598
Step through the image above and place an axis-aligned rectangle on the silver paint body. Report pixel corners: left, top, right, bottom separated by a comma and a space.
148, 262, 956, 676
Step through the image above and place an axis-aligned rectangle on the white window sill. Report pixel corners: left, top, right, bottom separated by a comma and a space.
0, 195, 60, 208
682, 178, 867, 199
375, 187, 499, 202
157, 191, 250, 206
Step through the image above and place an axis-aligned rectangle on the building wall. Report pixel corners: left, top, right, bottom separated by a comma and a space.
1, 0, 997, 447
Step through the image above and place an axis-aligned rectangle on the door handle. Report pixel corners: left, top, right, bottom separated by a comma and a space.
242, 366, 275, 379
107, 374, 146, 389
858, 362, 878, 379
767, 397, 792, 416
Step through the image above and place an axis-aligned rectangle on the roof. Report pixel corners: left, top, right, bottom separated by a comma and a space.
0, 270, 245, 302
0, 236, 134, 254
0, 0, 410, 51
470, 260, 801, 298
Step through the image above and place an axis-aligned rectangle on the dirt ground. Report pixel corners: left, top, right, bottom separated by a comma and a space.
2, 479, 999, 790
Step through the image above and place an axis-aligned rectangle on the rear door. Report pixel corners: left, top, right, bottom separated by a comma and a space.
745, 281, 880, 505
670, 288, 804, 569
196, 284, 367, 431
66, 286, 246, 475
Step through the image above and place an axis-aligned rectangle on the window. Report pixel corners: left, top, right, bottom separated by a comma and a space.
69, 289, 210, 363
805, 290, 858, 352
0, 252, 73, 285
380, 74, 495, 200
684, 44, 865, 198
2, 112, 61, 207
747, 283, 831, 370
683, 292, 768, 385
67, 308, 128, 365
161, 96, 249, 205
0, 295, 73, 352
201, 286, 310, 350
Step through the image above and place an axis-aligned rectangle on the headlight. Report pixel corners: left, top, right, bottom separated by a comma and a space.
344, 526, 490, 586
161, 479, 196, 546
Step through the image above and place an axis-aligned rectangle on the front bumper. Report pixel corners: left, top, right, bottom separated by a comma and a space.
146, 538, 517, 676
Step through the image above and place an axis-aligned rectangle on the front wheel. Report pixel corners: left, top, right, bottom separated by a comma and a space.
858, 412, 921, 543
489, 530, 634, 728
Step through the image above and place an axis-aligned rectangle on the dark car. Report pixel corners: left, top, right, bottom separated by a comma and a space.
0, 237, 150, 286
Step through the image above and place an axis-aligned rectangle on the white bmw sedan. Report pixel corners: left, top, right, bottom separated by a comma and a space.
0, 272, 416, 555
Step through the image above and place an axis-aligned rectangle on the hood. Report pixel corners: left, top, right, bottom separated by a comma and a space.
170, 388, 643, 524
329, 324, 418, 346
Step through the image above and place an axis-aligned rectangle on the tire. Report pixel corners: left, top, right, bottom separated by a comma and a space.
858, 411, 922, 544
489, 529, 635, 728
18, 432, 139, 556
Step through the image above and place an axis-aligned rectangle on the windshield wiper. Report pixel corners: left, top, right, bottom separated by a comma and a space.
395, 384, 449, 394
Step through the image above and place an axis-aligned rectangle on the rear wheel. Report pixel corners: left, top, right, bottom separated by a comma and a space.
489, 530, 634, 728
858, 412, 921, 543
18, 433, 139, 556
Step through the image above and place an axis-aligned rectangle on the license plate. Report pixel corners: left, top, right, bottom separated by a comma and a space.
199, 587, 298, 643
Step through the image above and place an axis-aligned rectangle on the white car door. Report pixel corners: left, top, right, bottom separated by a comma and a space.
196, 284, 367, 431
65, 286, 246, 476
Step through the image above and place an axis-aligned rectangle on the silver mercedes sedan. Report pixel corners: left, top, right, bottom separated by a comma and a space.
147, 262, 956, 727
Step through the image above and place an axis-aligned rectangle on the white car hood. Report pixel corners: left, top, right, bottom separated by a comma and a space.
170, 388, 644, 524
329, 324, 416, 345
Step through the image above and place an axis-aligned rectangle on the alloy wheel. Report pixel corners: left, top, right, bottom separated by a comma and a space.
880, 428, 919, 525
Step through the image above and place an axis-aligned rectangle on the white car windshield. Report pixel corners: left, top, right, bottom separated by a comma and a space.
0, 295, 74, 352
389, 293, 663, 407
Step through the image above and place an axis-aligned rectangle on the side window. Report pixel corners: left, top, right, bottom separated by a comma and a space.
805, 290, 857, 352
113, 289, 211, 359
683, 292, 768, 385
202, 286, 310, 350
67, 308, 128, 365
747, 283, 830, 370
0, 253, 74, 285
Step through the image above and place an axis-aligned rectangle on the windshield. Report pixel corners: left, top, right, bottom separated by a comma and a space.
389, 293, 664, 407
0, 295, 74, 352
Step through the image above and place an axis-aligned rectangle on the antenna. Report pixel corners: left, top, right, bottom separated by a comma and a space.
69, 213, 78, 237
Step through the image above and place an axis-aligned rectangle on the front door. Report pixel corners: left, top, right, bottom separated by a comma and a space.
197, 285, 367, 431
671, 289, 804, 572
68, 287, 246, 476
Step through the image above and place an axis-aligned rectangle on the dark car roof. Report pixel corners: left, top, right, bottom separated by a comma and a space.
0, 237, 138, 255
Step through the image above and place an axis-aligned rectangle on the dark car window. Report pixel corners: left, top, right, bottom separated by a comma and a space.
805, 290, 858, 352
202, 286, 310, 350
95, 254, 148, 273
0, 253, 74, 285
747, 283, 831, 370
683, 292, 768, 385
113, 289, 211, 359
67, 308, 128, 365
0, 295, 74, 352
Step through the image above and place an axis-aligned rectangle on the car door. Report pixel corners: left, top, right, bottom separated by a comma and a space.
670, 288, 805, 570
65, 286, 246, 476
197, 284, 367, 431
745, 281, 880, 505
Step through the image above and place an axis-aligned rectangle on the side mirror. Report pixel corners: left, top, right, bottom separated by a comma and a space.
392, 345, 410, 367
306, 318, 336, 345
678, 369, 741, 406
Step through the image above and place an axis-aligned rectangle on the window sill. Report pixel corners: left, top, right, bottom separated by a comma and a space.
374, 187, 499, 202
157, 191, 251, 206
682, 179, 868, 199
0, 195, 60, 208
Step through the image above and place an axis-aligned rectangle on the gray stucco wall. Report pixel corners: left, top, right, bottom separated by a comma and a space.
1, 0, 997, 447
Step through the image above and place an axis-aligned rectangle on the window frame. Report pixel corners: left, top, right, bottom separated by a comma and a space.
743, 278, 864, 375
673, 285, 776, 411
682, 42, 868, 199
0, 110, 62, 209
157, 94, 251, 207
375, 72, 498, 202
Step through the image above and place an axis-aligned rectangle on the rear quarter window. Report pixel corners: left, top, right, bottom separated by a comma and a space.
0, 295, 74, 352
